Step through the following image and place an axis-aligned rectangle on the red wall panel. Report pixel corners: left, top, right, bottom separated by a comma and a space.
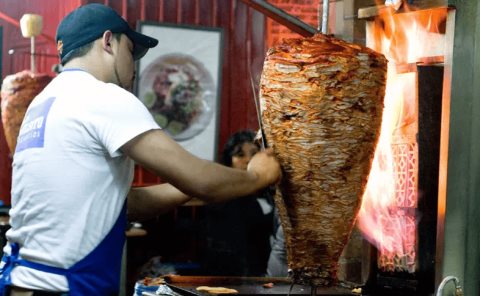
0, 0, 266, 200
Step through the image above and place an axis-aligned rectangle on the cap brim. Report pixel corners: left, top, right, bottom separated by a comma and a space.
126, 29, 158, 60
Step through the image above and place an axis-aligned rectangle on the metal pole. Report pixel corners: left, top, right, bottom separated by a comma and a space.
321, 0, 329, 34
30, 36, 35, 73
317, 0, 321, 31
239, 0, 317, 37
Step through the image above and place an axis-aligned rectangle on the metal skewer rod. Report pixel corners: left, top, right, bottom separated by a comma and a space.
321, 0, 330, 34
30, 36, 36, 73
287, 282, 295, 296
310, 284, 317, 296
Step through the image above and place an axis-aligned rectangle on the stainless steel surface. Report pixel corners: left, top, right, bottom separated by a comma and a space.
166, 283, 354, 296
164, 276, 356, 295
358, 0, 452, 19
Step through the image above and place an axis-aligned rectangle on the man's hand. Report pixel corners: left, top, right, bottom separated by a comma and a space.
247, 148, 282, 187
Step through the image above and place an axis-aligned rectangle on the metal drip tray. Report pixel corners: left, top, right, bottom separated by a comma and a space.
163, 276, 357, 295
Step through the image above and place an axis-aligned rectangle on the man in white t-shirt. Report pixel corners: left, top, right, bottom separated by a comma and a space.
0, 4, 281, 296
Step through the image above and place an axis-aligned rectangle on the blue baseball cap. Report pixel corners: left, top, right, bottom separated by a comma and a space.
56, 3, 158, 63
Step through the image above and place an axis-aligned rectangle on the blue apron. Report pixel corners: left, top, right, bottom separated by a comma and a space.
0, 203, 127, 296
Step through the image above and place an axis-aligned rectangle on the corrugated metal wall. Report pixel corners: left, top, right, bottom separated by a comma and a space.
0, 0, 267, 203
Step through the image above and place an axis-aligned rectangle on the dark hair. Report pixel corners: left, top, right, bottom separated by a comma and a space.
61, 33, 122, 66
61, 42, 94, 65
221, 129, 259, 167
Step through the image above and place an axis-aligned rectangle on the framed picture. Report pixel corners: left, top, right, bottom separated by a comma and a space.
136, 22, 223, 161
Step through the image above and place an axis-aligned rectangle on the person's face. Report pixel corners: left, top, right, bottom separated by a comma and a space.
113, 34, 135, 91
231, 142, 259, 170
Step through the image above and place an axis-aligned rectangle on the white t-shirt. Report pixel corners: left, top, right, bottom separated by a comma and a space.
5, 70, 160, 291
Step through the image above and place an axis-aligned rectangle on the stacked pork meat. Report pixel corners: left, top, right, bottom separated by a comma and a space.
1, 70, 52, 153
260, 33, 387, 286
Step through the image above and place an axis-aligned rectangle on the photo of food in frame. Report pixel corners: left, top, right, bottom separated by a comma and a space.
136, 23, 222, 161
139, 53, 215, 141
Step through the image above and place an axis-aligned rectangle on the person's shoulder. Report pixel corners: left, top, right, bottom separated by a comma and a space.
86, 80, 139, 106
54, 70, 107, 96
57, 70, 128, 94
103, 82, 131, 95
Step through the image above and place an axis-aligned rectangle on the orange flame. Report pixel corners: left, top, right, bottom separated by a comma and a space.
357, 4, 448, 272
368, 5, 447, 65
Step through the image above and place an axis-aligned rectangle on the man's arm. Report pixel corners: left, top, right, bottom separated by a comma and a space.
127, 183, 192, 220
122, 129, 280, 205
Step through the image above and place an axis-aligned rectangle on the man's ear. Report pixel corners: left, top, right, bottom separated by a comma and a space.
102, 30, 114, 54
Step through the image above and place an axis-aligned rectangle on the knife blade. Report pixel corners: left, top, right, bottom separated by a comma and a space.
250, 73, 268, 150
165, 283, 202, 296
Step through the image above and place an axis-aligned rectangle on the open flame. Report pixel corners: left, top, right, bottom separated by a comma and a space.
356, 5, 448, 272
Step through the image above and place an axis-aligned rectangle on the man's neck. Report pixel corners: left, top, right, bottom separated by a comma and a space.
63, 54, 111, 83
